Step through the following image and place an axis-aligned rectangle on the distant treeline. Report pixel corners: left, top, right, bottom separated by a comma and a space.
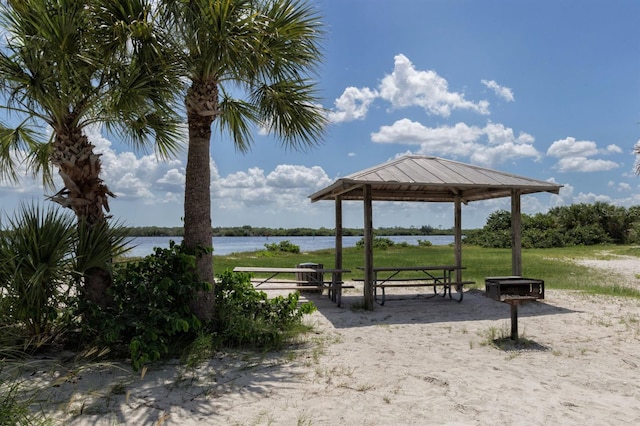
125, 225, 455, 237
465, 202, 640, 248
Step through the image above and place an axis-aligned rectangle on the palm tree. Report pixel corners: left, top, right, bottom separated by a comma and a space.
160, 0, 326, 320
0, 0, 182, 307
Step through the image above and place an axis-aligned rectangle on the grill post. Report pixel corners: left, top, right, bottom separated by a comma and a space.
509, 301, 519, 340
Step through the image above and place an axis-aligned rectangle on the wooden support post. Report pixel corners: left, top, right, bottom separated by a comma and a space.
363, 185, 374, 310
454, 196, 462, 282
511, 189, 522, 276
335, 195, 343, 284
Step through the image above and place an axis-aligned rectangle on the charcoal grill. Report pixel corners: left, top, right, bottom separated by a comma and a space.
485, 276, 545, 340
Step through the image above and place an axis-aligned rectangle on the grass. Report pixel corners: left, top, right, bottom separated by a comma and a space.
213, 243, 640, 299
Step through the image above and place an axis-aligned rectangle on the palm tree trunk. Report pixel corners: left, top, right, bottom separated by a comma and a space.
184, 77, 217, 321
50, 126, 114, 308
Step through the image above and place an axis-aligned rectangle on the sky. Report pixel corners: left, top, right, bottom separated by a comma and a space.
1, 0, 640, 230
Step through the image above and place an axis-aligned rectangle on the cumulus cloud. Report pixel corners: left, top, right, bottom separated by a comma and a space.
326, 54, 491, 122
611, 181, 632, 192
213, 164, 333, 213
554, 157, 619, 173
379, 54, 490, 117
547, 137, 599, 158
86, 126, 186, 203
547, 136, 621, 172
481, 79, 515, 102
328, 87, 378, 123
371, 119, 539, 166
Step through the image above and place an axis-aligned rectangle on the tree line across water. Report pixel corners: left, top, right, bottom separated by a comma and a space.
128, 202, 640, 249
125, 225, 455, 237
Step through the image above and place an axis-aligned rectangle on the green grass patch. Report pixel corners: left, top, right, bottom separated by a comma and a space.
213, 244, 640, 299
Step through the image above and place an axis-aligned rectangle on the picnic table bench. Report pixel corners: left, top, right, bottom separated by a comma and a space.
357, 265, 474, 305
232, 266, 353, 307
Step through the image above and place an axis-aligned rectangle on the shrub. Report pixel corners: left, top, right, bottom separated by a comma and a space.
355, 237, 395, 250
84, 242, 210, 371
417, 239, 433, 247
211, 270, 316, 349
0, 203, 129, 347
264, 240, 300, 253
0, 204, 75, 341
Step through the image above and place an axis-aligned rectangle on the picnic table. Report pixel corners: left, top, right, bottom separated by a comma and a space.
232, 266, 353, 307
357, 265, 474, 305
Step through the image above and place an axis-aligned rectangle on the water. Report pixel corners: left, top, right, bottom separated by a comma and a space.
124, 235, 456, 258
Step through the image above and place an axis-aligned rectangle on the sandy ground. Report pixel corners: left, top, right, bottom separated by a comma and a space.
25, 254, 640, 425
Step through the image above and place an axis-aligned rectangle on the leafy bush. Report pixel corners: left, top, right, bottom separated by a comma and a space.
264, 240, 300, 253
0, 203, 129, 347
212, 270, 316, 349
0, 205, 75, 341
465, 202, 640, 248
84, 242, 210, 371
417, 239, 433, 247
355, 237, 395, 250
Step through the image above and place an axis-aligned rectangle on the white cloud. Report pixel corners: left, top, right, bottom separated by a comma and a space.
616, 182, 632, 191
547, 136, 620, 172
372, 119, 483, 146
371, 119, 540, 166
327, 87, 378, 123
379, 54, 490, 117
157, 168, 186, 188
555, 157, 619, 173
327, 54, 492, 122
213, 164, 332, 214
481, 79, 515, 102
266, 164, 332, 188
470, 142, 540, 167
547, 137, 599, 158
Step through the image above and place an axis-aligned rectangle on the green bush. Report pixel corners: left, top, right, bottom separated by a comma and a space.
212, 270, 316, 349
355, 237, 395, 250
417, 239, 433, 247
264, 240, 300, 253
0, 203, 129, 347
467, 203, 640, 249
84, 242, 210, 371
0, 205, 75, 341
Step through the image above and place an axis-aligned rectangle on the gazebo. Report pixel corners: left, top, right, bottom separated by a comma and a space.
309, 155, 563, 309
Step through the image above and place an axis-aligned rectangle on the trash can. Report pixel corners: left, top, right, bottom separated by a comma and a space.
296, 263, 324, 292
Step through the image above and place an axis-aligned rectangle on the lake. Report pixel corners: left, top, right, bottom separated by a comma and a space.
124, 235, 456, 257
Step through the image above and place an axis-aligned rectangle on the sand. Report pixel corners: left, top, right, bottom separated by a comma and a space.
27, 254, 640, 425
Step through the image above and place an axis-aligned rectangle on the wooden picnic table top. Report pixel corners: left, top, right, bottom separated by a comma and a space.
357, 265, 465, 272
233, 267, 351, 274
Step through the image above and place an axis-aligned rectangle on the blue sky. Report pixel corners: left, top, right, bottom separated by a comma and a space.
2, 0, 640, 230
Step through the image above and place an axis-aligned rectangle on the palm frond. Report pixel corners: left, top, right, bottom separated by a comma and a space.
217, 95, 259, 153
74, 218, 132, 274
251, 79, 327, 151
0, 119, 52, 186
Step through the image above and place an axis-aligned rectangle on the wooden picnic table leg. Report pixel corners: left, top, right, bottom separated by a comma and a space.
441, 269, 452, 298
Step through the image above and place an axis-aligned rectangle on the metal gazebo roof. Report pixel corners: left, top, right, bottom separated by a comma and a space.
310, 155, 562, 203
